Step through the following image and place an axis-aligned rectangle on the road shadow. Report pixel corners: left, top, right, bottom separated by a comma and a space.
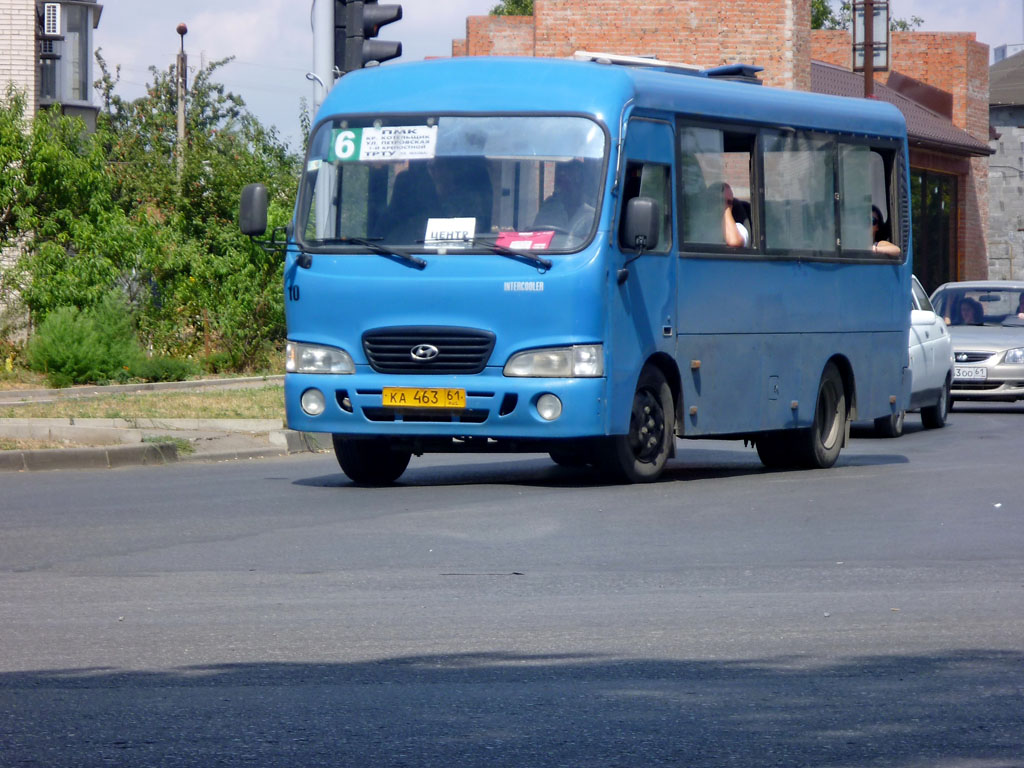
2, 649, 1021, 767
295, 446, 908, 490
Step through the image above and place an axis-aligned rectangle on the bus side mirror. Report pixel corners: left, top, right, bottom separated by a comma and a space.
623, 196, 660, 252
239, 183, 269, 236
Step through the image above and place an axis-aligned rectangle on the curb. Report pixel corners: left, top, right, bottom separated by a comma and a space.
0, 442, 179, 472
0, 430, 331, 473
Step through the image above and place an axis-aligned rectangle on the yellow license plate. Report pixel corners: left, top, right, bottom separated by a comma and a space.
382, 387, 466, 409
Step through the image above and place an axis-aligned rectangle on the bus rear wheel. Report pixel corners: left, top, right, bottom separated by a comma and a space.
332, 436, 411, 485
873, 409, 905, 438
795, 362, 846, 468
595, 366, 674, 483
756, 363, 846, 470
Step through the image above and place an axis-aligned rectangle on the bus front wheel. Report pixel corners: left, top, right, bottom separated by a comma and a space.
332, 436, 411, 485
596, 366, 674, 483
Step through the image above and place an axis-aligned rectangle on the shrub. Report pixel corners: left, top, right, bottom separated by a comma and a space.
130, 354, 199, 382
26, 294, 143, 387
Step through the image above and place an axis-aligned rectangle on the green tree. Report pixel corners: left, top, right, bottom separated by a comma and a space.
490, 0, 533, 16
811, 0, 923, 31
2, 52, 300, 373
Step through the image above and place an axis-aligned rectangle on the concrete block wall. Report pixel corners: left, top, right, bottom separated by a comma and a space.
988, 106, 1024, 281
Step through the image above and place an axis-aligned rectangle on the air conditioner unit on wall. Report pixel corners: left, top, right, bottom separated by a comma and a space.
43, 3, 61, 37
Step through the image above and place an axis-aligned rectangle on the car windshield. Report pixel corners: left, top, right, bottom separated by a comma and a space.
297, 115, 606, 254
932, 286, 1024, 327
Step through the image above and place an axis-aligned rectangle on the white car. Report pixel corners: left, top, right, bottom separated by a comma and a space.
874, 276, 954, 437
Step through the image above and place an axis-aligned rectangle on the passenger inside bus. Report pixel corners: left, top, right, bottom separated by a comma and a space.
720, 183, 749, 247
871, 205, 901, 256
532, 160, 595, 238
429, 156, 494, 234
376, 162, 441, 243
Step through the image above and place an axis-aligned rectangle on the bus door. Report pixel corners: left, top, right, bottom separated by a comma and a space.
607, 117, 677, 434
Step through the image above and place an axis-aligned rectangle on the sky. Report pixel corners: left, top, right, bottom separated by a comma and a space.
93, 0, 1024, 151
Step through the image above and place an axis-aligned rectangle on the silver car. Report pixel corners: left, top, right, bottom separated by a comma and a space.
929, 280, 1024, 403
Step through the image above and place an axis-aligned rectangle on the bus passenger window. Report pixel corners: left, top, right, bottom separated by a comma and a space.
619, 161, 671, 252
678, 125, 754, 249
763, 130, 835, 254
839, 143, 900, 257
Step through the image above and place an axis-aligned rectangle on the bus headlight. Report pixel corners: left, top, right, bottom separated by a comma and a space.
286, 342, 355, 374
503, 344, 604, 378
1004, 347, 1024, 365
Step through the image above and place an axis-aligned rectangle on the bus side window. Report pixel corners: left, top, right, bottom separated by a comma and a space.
763, 130, 835, 254
619, 161, 672, 252
839, 143, 899, 257
678, 124, 754, 248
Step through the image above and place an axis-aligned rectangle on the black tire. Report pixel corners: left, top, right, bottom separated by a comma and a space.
595, 366, 674, 483
549, 442, 593, 468
755, 430, 797, 468
332, 436, 411, 485
921, 377, 950, 429
874, 409, 905, 438
793, 362, 846, 468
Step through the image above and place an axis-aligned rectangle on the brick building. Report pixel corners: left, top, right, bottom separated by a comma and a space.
452, 0, 993, 290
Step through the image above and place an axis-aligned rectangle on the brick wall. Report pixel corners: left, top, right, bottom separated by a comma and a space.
810, 29, 851, 69
0, 0, 36, 109
466, 15, 534, 57
456, 0, 811, 91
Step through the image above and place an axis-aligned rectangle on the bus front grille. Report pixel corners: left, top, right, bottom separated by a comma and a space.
363, 327, 495, 374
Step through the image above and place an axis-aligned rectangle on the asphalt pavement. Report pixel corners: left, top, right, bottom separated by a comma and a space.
0, 376, 330, 472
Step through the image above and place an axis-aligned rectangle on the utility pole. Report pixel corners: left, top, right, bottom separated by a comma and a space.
863, 0, 874, 98
311, 0, 334, 116
175, 23, 188, 180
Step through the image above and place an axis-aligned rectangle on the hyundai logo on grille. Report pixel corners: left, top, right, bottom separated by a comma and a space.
411, 344, 439, 361
956, 353, 969, 362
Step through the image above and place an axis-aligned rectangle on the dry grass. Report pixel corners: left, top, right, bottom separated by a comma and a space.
0, 385, 285, 421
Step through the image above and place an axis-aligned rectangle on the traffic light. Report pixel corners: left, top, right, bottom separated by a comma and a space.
334, 0, 402, 74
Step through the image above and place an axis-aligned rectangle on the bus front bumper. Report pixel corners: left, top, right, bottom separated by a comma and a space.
284, 371, 608, 441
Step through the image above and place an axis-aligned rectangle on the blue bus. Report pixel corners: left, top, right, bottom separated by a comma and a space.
240, 54, 911, 484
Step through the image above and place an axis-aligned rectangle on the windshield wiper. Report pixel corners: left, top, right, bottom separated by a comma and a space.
336, 237, 427, 269
457, 236, 553, 270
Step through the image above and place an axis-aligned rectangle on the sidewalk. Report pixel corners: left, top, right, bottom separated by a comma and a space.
0, 376, 332, 472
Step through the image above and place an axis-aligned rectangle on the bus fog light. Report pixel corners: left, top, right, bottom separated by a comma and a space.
301, 388, 326, 416
536, 393, 563, 421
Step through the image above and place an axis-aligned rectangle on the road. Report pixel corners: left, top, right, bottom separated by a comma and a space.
1, 404, 1022, 767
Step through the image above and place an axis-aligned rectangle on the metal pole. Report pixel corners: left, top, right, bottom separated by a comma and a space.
863, 0, 874, 98
176, 23, 188, 180
311, 0, 334, 116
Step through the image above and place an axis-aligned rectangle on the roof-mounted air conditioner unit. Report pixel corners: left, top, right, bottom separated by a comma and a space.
43, 3, 61, 37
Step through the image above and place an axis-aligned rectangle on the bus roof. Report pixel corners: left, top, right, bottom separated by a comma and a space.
320, 56, 907, 140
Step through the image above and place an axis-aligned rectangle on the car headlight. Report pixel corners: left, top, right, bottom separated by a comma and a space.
1004, 347, 1024, 365
504, 344, 604, 378
286, 341, 355, 374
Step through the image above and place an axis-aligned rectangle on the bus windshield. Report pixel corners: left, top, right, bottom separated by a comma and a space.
298, 115, 606, 253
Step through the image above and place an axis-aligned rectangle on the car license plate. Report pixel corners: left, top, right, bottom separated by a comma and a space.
382, 387, 466, 409
954, 366, 988, 381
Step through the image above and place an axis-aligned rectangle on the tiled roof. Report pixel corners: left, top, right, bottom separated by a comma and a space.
990, 50, 1024, 106
811, 61, 993, 157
